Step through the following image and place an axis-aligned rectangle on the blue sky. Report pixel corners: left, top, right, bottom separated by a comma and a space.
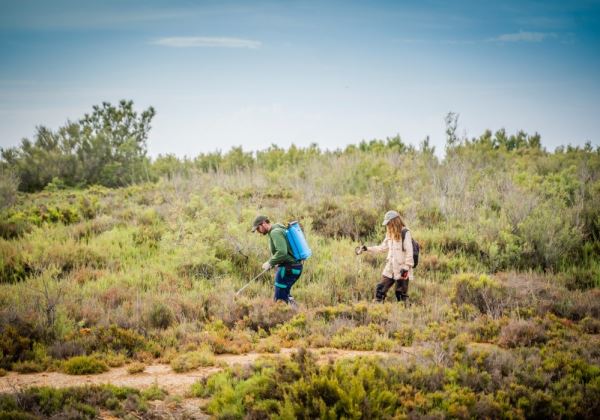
1, 0, 599, 157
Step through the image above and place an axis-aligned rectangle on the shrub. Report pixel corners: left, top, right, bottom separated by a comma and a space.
63, 355, 108, 375
276, 313, 311, 343
0, 324, 34, 368
546, 288, 600, 321
309, 198, 378, 240
99, 286, 129, 309
141, 384, 167, 401
148, 303, 174, 329
498, 319, 548, 348
0, 240, 31, 283
203, 332, 253, 355
421, 228, 481, 256
417, 205, 445, 226
452, 273, 509, 318
34, 242, 107, 275
48, 340, 85, 360
255, 337, 281, 353
0, 169, 19, 210
132, 225, 163, 249
580, 317, 600, 334
241, 299, 296, 332
11, 360, 45, 373
558, 266, 600, 291
468, 316, 503, 342
393, 326, 415, 346
71, 215, 115, 240
0, 384, 145, 418
418, 254, 451, 275
0, 217, 30, 240
78, 196, 99, 220
330, 324, 390, 351
127, 362, 146, 374
171, 348, 215, 373
177, 262, 217, 280
104, 352, 128, 368
518, 202, 583, 271
93, 325, 146, 356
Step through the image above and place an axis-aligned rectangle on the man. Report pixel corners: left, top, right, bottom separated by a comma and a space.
252, 215, 303, 305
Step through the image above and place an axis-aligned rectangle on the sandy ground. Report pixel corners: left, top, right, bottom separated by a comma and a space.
0, 347, 413, 396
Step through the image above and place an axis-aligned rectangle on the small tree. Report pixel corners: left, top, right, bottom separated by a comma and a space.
78, 100, 155, 186
0, 100, 156, 191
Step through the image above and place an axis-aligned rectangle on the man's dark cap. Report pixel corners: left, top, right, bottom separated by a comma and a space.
251, 215, 268, 232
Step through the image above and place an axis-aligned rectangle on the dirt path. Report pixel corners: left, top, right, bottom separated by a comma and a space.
0, 347, 414, 396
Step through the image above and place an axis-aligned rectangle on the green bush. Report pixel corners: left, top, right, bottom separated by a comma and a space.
518, 203, 583, 270
0, 325, 33, 369
468, 316, 503, 342
309, 198, 379, 240
559, 266, 600, 291
140, 384, 167, 401
0, 410, 37, 420
580, 317, 600, 334
0, 240, 31, 283
171, 348, 215, 373
330, 324, 392, 351
127, 362, 146, 374
0, 384, 145, 418
0, 169, 19, 210
62, 355, 108, 375
193, 344, 600, 419
452, 273, 509, 317
14, 342, 50, 370
92, 325, 146, 356
11, 360, 45, 373
32, 241, 107, 274
0, 217, 31, 240
148, 303, 174, 329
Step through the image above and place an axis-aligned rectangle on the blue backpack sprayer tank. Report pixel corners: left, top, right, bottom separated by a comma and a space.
286, 221, 312, 260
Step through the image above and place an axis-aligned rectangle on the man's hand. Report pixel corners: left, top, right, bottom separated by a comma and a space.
400, 269, 409, 279
262, 261, 272, 271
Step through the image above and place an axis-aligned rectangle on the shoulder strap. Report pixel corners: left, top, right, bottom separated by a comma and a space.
281, 225, 297, 259
401, 228, 408, 252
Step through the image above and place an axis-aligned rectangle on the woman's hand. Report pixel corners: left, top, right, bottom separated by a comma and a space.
355, 245, 368, 255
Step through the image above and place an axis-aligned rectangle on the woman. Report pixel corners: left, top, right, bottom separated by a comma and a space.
360, 210, 414, 303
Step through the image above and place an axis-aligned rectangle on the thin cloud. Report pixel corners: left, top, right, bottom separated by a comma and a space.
489, 31, 557, 43
152, 37, 261, 49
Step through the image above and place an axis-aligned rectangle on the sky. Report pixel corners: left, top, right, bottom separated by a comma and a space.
1, 0, 599, 158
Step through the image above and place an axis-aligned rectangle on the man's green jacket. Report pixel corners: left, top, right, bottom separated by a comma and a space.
268, 223, 297, 266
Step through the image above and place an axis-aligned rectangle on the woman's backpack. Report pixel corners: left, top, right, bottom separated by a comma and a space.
401, 228, 420, 268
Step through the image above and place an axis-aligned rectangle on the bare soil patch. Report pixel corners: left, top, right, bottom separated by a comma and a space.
0, 347, 413, 396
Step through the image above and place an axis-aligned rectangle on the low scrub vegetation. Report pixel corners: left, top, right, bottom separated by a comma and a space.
170, 348, 216, 373
191, 347, 600, 419
62, 355, 108, 375
0, 384, 165, 418
1, 126, 599, 417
